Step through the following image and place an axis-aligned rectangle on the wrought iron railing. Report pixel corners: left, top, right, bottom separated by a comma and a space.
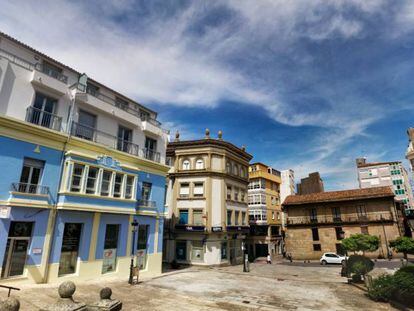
142, 148, 161, 163
34, 63, 68, 84
287, 212, 394, 225
137, 199, 156, 208
26, 106, 62, 131
11, 182, 50, 195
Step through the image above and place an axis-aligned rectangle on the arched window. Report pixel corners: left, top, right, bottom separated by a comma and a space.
195, 159, 204, 170
182, 159, 190, 170
226, 162, 231, 173
233, 164, 239, 175
240, 167, 245, 177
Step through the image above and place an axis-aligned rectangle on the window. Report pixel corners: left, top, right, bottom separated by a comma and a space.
227, 210, 233, 225
179, 210, 189, 224
71, 164, 84, 192
59, 223, 82, 276
102, 224, 119, 274
240, 167, 245, 177
356, 205, 367, 217
30, 92, 58, 129
125, 176, 134, 199
113, 173, 123, 198
100, 170, 112, 196
86, 167, 98, 194
335, 227, 343, 240
182, 160, 190, 170
75, 110, 96, 141
141, 182, 152, 201
233, 164, 239, 175
115, 97, 129, 110
145, 136, 157, 153
313, 244, 321, 251
19, 158, 44, 193
272, 211, 275, 220
179, 183, 190, 198
193, 210, 203, 225
137, 225, 149, 269
332, 207, 341, 221
193, 182, 204, 197
241, 212, 246, 225
117, 126, 133, 153
361, 226, 369, 234
311, 228, 319, 241
191, 241, 204, 261
277, 212, 280, 220
240, 191, 245, 202
226, 185, 232, 200
234, 188, 239, 201
195, 159, 204, 169
235, 211, 240, 225
42, 61, 62, 78
86, 83, 99, 96
226, 162, 231, 173
310, 208, 317, 222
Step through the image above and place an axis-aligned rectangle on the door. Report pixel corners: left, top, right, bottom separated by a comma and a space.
1, 222, 33, 278
102, 224, 119, 274
76, 110, 96, 140
19, 158, 44, 193
176, 241, 187, 261
30, 93, 57, 129
117, 126, 132, 153
144, 137, 157, 160
59, 223, 82, 276
136, 225, 149, 269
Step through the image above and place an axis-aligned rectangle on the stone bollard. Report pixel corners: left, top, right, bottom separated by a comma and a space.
87, 287, 122, 311
42, 281, 87, 311
0, 297, 20, 311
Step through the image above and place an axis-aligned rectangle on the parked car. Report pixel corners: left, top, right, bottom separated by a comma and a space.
320, 252, 347, 265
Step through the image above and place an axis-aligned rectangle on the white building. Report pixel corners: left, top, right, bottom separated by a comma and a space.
356, 158, 414, 210
280, 169, 295, 228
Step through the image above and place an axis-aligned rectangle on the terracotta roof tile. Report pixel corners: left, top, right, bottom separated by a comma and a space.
283, 186, 394, 206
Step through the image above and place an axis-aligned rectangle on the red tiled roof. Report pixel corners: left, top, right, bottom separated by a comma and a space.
283, 186, 394, 206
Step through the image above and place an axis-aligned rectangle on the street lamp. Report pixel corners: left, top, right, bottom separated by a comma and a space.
129, 219, 139, 284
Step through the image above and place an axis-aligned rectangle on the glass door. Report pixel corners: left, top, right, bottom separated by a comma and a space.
144, 137, 157, 160
136, 225, 149, 269
19, 158, 44, 193
76, 110, 96, 141
117, 126, 132, 153
102, 224, 119, 274
31, 92, 57, 129
1, 222, 33, 278
59, 223, 82, 276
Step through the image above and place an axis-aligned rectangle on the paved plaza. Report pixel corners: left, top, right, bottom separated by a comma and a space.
1, 261, 397, 310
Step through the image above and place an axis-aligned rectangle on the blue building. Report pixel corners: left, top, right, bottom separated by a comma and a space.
0, 32, 169, 284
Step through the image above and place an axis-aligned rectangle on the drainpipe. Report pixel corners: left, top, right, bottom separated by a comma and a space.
42, 92, 75, 283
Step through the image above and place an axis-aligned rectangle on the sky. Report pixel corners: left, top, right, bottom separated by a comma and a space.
1, 0, 414, 190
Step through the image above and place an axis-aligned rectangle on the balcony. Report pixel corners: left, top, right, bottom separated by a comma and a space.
287, 212, 394, 226
10, 183, 49, 195
140, 115, 167, 136
31, 64, 68, 95
26, 106, 62, 131
142, 148, 161, 163
71, 122, 139, 156
137, 199, 156, 208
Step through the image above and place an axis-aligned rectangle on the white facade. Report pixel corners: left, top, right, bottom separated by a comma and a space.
357, 160, 414, 210
0, 33, 169, 164
280, 169, 295, 228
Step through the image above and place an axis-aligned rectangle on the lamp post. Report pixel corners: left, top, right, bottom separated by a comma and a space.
129, 219, 139, 284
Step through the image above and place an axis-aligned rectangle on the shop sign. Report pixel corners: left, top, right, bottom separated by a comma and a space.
102, 248, 117, 273
32, 248, 42, 255
212, 226, 223, 232
0, 206, 10, 219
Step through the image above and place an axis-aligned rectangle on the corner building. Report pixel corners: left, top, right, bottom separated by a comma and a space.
0, 32, 169, 284
164, 131, 252, 265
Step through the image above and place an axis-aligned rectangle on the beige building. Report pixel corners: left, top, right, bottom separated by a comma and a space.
356, 158, 414, 210
297, 172, 324, 195
163, 130, 252, 266
247, 163, 283, 258
283, 187, 402, 260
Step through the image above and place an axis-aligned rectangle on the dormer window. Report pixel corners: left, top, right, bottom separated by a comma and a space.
195, 159, 204, 170
182, 159, 190, 170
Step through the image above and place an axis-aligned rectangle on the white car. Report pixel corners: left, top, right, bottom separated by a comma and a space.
320, 252, 347, 265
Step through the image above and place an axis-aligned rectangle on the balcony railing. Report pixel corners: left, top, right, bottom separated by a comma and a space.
137, 199, 157, 208
142, 148, 161, 163
11, 183, 49, 195
71, 122, 141, 157
34, 63, 68, 84
26, 106, 62, 131
287, 212, 394, 225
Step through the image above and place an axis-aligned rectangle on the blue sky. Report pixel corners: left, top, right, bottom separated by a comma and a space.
1, 0, 414, 190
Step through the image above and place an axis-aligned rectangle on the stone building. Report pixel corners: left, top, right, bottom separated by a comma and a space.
247, 163, 283, 258
283, 187, 402, 260
296, 172, 324, 195
163, 130, 252, 266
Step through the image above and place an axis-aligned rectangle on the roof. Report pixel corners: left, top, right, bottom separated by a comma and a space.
0, 31, 156, 116
283, 186, 394, 206
357, 161, 401, 168
167, 139, 252, 161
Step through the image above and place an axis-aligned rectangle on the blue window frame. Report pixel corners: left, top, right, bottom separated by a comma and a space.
179, 210, 188, 224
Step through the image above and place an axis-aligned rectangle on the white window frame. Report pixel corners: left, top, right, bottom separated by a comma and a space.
182, 159, 191, 170
195, 158, 204, 170
193, 182, 204, 197
179, 183, 190, 198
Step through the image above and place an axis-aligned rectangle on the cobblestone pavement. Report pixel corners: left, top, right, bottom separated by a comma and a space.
1, 262, 397, 310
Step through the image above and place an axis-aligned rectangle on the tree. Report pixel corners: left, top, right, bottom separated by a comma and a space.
341, 234, 380, 254
389, 237, 414, 260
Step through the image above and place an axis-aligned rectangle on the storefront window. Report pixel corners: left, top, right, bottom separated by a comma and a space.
176, 241, 187, 260
59, 223, 82, 276
191, 241, 204, 261
1, 222, 33, 278
136, 225, 149, 269
102, 224, 119, 274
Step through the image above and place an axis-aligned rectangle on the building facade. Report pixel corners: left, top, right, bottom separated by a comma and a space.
283, 187, 402, 260
247, 163, 283, 258
0, 32, 169, 284
163, 131, 252, 266
296, 172, 324, 195
280, 169, 295, 228
356, 158, 414, 210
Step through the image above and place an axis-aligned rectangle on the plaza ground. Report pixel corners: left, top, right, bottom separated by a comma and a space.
1, 260, 400, 310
